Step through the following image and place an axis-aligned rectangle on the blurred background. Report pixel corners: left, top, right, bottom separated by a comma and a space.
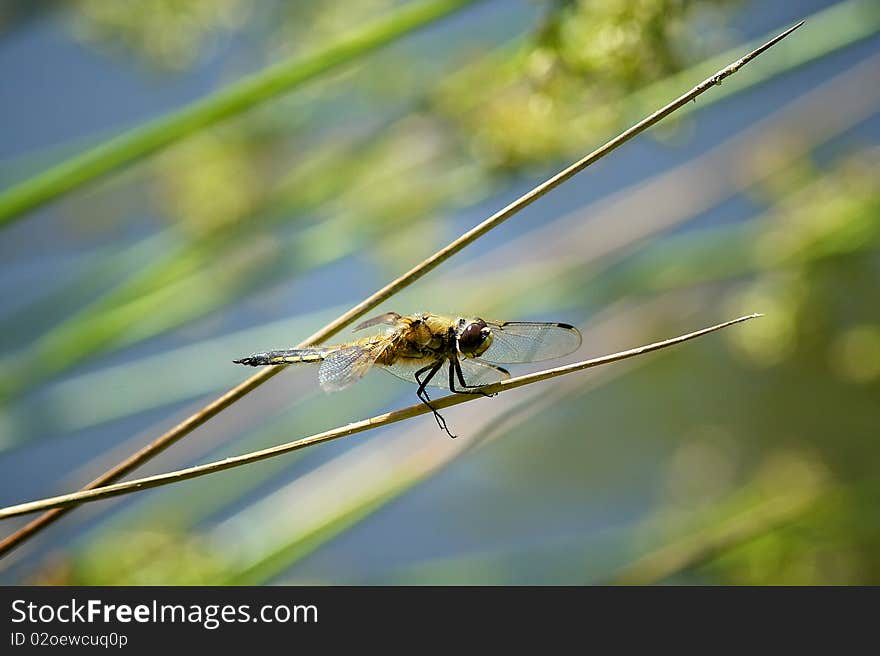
0, 0, 878, 585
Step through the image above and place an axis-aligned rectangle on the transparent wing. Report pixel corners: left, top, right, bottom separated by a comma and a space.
458, 358, 511, 386
481, 321, 582, 364
318, 344, 384, 392
380, 357, 450, 390
353, 312, 402, 332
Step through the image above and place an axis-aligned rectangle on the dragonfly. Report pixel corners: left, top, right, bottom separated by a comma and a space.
234, 312, 582, 438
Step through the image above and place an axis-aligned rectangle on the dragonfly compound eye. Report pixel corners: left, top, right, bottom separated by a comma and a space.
458, 319, 489, 355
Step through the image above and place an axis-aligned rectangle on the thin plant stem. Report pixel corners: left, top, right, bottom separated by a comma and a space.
610, 485, 826, 585
0, 0, 481, 226
0, 314, 761, 520
0, 22, 801, 558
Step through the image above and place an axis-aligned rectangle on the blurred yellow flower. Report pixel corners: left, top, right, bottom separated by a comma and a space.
829, 325, 880, 384
71, 0, 249, 69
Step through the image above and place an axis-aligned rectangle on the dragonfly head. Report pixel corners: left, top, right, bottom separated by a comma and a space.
457, 318, 492, 357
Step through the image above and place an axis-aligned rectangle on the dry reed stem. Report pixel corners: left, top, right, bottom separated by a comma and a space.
0, 314, 760, 520
0, 21, 801, 558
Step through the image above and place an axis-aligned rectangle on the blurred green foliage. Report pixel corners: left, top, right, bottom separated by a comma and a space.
435, 0, 733, 166
2, 0, 878, 585
71, 0, 250, 70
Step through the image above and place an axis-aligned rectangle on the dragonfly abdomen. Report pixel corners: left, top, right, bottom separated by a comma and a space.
233, 347, 333, 366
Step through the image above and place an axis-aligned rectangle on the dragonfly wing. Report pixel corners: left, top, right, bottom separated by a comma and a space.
318, 344, 384, 392
381, 357, 450, 390
481, 321, 582, 364
458, 358, 511, 386
353, 312, 402, 332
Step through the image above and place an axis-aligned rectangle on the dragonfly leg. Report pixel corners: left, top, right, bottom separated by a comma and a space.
450, 357, 497, 398
415, 361, 455, 439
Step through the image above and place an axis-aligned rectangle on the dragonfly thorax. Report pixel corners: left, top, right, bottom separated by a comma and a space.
379, 314, 451, 362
